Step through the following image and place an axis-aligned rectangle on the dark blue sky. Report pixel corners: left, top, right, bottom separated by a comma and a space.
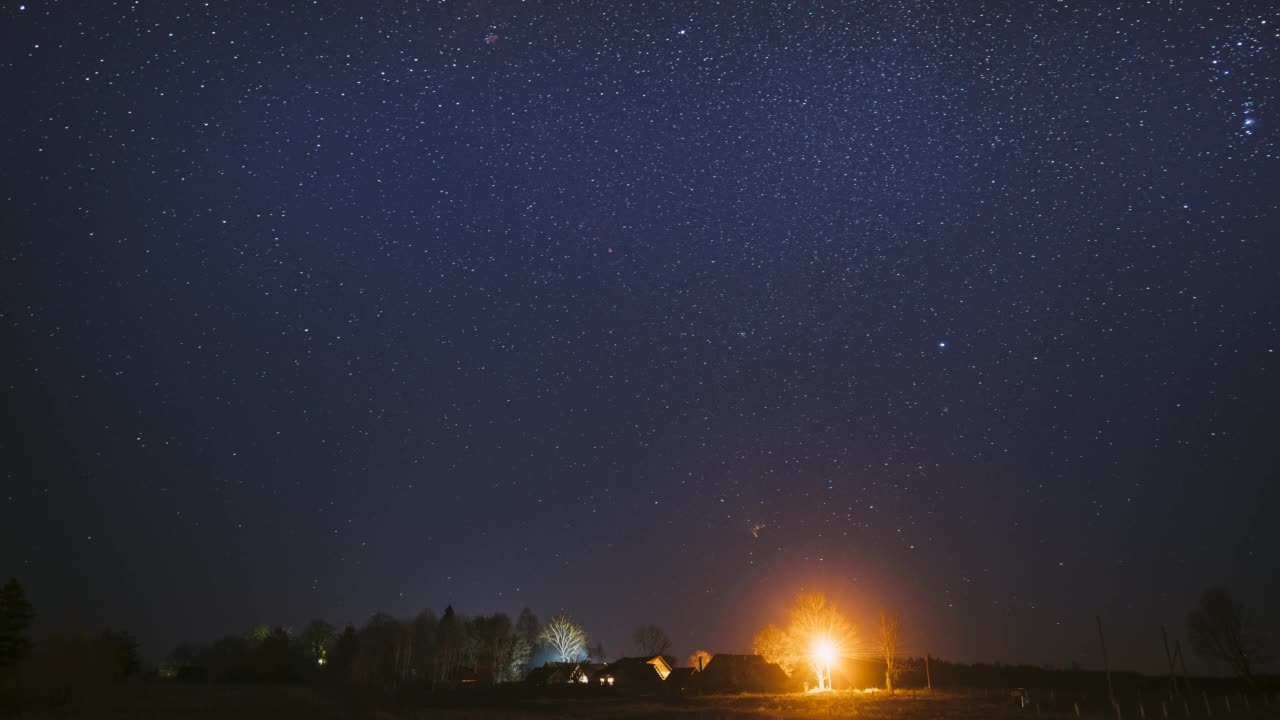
1, 1, 1277, 672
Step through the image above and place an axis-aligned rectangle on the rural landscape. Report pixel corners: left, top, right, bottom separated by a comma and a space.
1, 582, 1275, 718
2, 0, 1277, 718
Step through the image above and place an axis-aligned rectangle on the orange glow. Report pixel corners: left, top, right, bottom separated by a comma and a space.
810, 636, 839, 691
812, 638, 836, 666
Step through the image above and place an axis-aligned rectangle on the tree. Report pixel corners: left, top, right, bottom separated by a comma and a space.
515, 608, 540, 649
436, 606, 467, 684
467, 613, 513, 683
786, 592, 856, 691
410, 609, 438, 685
753, 592, 856, 691
587, 640, 607, 662
330, 625, 360, 678
880, 610, 900, 693
300, 619, 335, 667
539, 613, 587, 662
0, 578, 34, 668
689, 649, 713, 672
1186, 587, 1271, 683
508, 635, 533, 680
632, 624, 672, 657
752, 624, 792, 675
102, 629, 142, 679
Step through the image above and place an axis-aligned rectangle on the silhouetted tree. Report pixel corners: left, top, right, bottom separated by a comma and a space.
632, 624, 672, 657
254, 626, 299, 682
0, 578, 34, 668
101, 629, 141, 679
436, 606, 467, 684
410, 609, 438, 685
465, 613, 513, 683
587, 640, 607, 662
355, 612, 412, 689
330, 625, 360, 679
515, 608, 540, 648
1186, 587, 1272, 683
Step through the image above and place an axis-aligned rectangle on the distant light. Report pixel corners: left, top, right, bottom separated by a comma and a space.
938, 340, 947, 349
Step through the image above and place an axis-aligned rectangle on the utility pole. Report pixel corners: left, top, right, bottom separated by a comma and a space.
1160, 626, 1178, 697
1097, 616, 1116, 709
1174, 640, 1192, 693
925, 652, 932, 691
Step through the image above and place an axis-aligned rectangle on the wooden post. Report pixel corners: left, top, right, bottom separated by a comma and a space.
1174, 641, 1191, 693
1074, 701, 1081, 719
1097, 616, 1116, 708
1160, 626, 1178, 697
925, 652, 932, 691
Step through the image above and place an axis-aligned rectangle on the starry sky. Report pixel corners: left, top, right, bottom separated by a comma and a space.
1, 0, 1278, 673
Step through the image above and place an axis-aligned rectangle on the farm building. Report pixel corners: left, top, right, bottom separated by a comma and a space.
696, 654, 796, 694
525, 661, 602, 685
591, 655, 672, 690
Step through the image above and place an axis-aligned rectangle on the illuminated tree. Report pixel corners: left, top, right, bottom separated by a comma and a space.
632, 624, 672, 657
1186, 587, 1272, 683
300, 619, 335, 666
539, 613, 588, 662
753, 624, 792, 675
879, 610, 900, 693
785, 592, 856, 691
689, 649, 713, 672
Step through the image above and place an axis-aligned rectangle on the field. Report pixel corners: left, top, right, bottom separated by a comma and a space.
6, 685, 1278, 720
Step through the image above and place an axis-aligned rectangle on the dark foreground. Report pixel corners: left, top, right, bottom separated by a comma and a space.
6, 685, 1279, 720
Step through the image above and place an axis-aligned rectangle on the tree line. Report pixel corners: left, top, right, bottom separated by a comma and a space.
161, 607, 616, 689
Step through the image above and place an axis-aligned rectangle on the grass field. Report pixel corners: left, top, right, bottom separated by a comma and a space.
6, 685, 1278, 720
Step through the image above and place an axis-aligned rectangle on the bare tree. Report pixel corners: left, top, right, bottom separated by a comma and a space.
688, 649, 713, 671
752, 624, 792, 675
1186, 587, 1271, 683
632, 624, 672, 657
787, 591, 856, 691
539, 613, 588, 662
880, 610, 900, 694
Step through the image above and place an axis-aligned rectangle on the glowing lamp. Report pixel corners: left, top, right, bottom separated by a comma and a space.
813, 639, 836, 667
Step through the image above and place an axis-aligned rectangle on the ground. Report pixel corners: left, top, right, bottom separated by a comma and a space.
5, 685, 1278, 719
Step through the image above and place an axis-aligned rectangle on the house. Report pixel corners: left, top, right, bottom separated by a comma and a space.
697, 654, 797, 694
664, 666, 699, 694
525, 661, 602, 685
591, 655, 672, 691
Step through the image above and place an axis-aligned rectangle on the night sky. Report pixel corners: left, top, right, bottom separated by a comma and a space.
1, 1, 1277, 674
